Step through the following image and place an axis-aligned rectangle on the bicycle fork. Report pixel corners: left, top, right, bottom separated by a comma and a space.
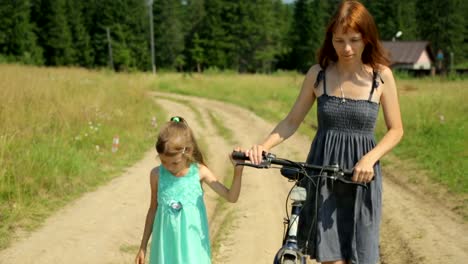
273, 186, 308, 264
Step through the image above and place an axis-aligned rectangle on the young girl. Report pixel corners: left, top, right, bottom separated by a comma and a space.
135, 116, 244, 264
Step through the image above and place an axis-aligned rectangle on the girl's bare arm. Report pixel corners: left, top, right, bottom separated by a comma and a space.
200, 163, 243, 203
136, 168, 159, 259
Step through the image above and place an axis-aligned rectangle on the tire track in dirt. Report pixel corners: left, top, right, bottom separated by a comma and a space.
380, 173, 468, 263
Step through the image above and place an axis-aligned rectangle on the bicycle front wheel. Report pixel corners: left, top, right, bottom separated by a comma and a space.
282, 254, 297, 264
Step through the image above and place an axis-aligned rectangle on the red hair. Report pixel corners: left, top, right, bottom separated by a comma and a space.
317, 0, 390, 70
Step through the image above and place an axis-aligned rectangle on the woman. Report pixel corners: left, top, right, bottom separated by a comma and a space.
244, 1, 403, 263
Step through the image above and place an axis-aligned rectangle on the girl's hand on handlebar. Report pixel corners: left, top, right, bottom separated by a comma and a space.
245, 144, 267, 165
352, 157, 375, 183
230, 147, 245, 167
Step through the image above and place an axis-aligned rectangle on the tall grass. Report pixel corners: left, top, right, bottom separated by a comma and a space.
384, 79, 467, 193
150, 72, 467, 194
0, 65, 163, 248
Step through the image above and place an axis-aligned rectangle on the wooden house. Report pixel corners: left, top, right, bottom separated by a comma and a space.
382, 41, 434, 71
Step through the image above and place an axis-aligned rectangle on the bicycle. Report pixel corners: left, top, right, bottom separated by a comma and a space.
232, 151, 366, 264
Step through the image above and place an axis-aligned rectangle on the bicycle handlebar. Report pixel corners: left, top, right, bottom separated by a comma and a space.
232, 151, 366, 187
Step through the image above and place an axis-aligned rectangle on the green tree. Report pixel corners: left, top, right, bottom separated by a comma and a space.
85, 0, 148, 71
416, 0, 466, 69
394, 0, 418, 41
190, 33, 205, 72
0, 0, 43, 64
86, 0, 116, 68
363, 0, 418, 41
289, 0, 327, 72
30, 0, 74, 66
122, 0, 149, 71
182, 0, 206, 72
153, 0, 185, 70
198, 0, 229, 69
364, 0, 398, 40
272, 0, 294, 70
65, 0, 92, 66
234, 0, 283, 73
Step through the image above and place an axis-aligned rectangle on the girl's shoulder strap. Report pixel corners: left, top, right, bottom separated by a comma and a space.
314, 66, 327, 95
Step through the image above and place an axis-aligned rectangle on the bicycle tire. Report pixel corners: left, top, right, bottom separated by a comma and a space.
282, 255, 297, 264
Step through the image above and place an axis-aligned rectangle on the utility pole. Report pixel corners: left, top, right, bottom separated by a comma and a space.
147, 0, 156, 75
106, 27, 114, 70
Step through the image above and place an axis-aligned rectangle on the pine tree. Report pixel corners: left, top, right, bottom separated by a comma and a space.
190, 32, 204, 72
198, 0, 228, 69
462, 0, 468, 63
363, 0, 398, 40
0, 0, 43, 64
362, 0, 418, 41
86, 0, 115, 68
234, 0, 283, 73
65, 0, 92, 66
416, 0, 465, 70
289, 0, 327, 72
182, 0, 206, 72
122, 0, 150, 71
30, 0, 74, 66
272, 0, 294, 70
153, 0, 185, 70
394, 0, 418, 41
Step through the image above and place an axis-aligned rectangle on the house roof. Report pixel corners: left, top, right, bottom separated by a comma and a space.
382, 41, 434, 64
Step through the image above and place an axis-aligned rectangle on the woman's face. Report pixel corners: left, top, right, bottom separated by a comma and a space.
332, 25, 365, 63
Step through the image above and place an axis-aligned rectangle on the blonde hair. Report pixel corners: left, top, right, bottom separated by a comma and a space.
155, 116, 206, 166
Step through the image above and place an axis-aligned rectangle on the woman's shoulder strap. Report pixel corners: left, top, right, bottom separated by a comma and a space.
369, 69, 384, 101
313, 66, 327, 95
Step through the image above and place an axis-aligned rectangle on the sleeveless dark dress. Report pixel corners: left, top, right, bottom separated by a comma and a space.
297, 68, 383, 264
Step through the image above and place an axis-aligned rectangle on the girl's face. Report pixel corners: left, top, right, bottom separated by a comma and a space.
332, 25, 365, 63
158, 139, 189, 176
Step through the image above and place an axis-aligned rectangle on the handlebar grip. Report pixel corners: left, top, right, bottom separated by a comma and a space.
231, 151, 249, 160
342, 169, 354, 176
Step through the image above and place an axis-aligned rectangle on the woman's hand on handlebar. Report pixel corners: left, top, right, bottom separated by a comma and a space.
352, 156, 375, 183
245, 144, 268, 165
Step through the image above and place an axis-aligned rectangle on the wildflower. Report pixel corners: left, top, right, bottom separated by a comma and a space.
439, 114, 445, 124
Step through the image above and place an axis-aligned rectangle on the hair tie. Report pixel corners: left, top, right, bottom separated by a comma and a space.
170, 116, 183, 123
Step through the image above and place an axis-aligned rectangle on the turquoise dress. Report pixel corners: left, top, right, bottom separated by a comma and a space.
149, 163, 211, 264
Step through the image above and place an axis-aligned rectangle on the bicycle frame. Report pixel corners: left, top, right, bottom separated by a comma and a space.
273, 185, 307, 264
232, 151, 365, 264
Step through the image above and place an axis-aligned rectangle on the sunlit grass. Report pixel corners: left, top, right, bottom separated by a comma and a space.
0, 64, 164, 248
386, 79, 467, 193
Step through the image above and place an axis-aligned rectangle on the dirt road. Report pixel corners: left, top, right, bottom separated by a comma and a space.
0, 93, 466, 263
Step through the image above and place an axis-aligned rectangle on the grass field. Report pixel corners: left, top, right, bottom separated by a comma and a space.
0, 64, 466, 249
0, 65, 164, 248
